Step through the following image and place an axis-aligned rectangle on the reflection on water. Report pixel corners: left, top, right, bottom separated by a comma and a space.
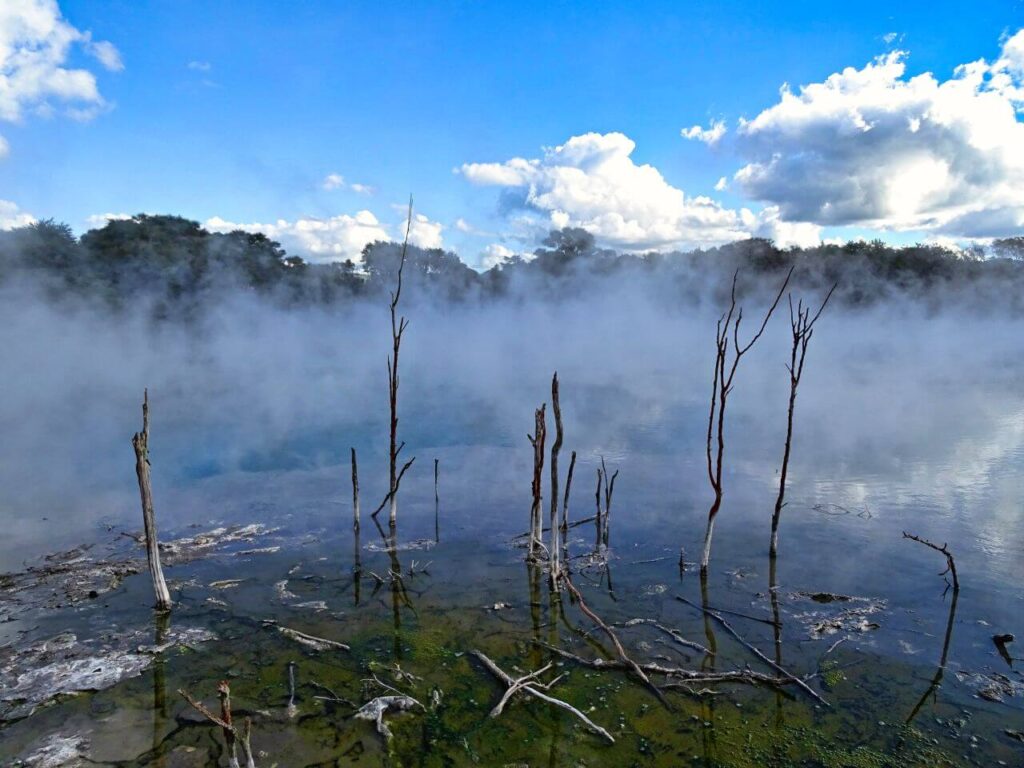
1, 305, 1023, 763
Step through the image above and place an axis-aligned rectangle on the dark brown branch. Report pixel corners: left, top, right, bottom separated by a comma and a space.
549, 372, 564, 585
527, 404, 547, 560
902, 531, 959, 592
371, 457, 416, 519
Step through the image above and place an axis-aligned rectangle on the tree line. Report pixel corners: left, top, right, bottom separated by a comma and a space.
2, 214, 1023, 317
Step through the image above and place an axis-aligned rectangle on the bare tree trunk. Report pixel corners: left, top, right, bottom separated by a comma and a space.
527, 405, 547, 561
351, 447, 360, 537
132, 389, 172, 612
594, 468, 603, 553
700, 268, 793, 575
434, 458, 440, 543
549, 373, 563, 586
561, 450, 576, 569
385, 198, 415, 536
770, 284, 835, 559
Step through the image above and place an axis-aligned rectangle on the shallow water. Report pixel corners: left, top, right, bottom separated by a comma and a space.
1, 300, 1023, 765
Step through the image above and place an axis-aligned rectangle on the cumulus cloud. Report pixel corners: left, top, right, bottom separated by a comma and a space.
0, 199, 36, 230
681, 119, 727, 145
0, 0, 121, 154
460, 131, 752, 250
714, 176, 728, 192
206, 210, 389, 263
733, 29, 1024, 238
205, 209, 444, 263
742, 206, 823, 248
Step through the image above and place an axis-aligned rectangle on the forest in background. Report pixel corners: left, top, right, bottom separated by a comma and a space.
2, 214, 1024, 318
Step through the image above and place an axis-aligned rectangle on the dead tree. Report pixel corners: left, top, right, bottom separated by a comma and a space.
434, 458, 440, 543
527, 404, 547, 561
769, 284, 836, 559
132, 389, 172, 611
700, 268, 792, 576
372, 197, 416, 534
549, 373, 564, 585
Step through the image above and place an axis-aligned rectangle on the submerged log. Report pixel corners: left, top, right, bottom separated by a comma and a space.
131, 389, 172, 612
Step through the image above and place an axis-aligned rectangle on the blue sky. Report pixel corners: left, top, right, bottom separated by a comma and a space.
2, 1, 1023, 266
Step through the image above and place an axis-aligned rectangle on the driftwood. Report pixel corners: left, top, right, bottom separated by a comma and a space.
675, 595, 827, 706
178, 681, 256, 768
562, 575, 667, 706
536, 642, 796, 692
613, 618, 711, 656
701, 268, 792, 574
527, 404, 547, 561
770, 284, 836, 559
471, 650, 615, 743
268, 623, 350, 652
354, 695, 422, 742
549, 373, 564, 585
131, 389, 172, 612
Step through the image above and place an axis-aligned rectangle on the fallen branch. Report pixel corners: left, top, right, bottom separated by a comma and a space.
266, 622, 349, 652
471, 651, 614, 744
178, 681, 256, 767
562, 575, 668, 706
614, 618, 710, 655
675, 595, 827, 706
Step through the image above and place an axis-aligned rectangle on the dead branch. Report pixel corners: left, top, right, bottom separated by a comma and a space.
675, 595, 827, 706
535, 642, 795, 691
472, 651, 615, 743
599, 456, 619, 549
549, 372, 564, 586
701, 267, 793, 575
902, 531, 959, 592
562, 574, 668, 706
561, 450, 577, 558
269, 623, 350, 652
615, 618, 711, 655
770, 283, 836, 559
132, 389, 172, 611
370, 457, 416, 519
178, 681, 256, 767
527, 404, 547, 561
514, 513, 595, 541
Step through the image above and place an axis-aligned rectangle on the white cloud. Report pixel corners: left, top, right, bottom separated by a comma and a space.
742, 205, 823, 248
85, 211, 133, 228
0, 199, 36, 230
407, 213, 443, 249
187, 60, 211, 72
681, 119, 727, 146
321, 173, 373, 195
480, 243, 525, 269
321, 172, 345, 191
733, 29, 1024, 238
206, 210, 389, 263
460, 131, 751, 250
0, 134, 8, 159
0, 0, 121, 150
714, 176, 728, 191
82, 34, 123, 71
